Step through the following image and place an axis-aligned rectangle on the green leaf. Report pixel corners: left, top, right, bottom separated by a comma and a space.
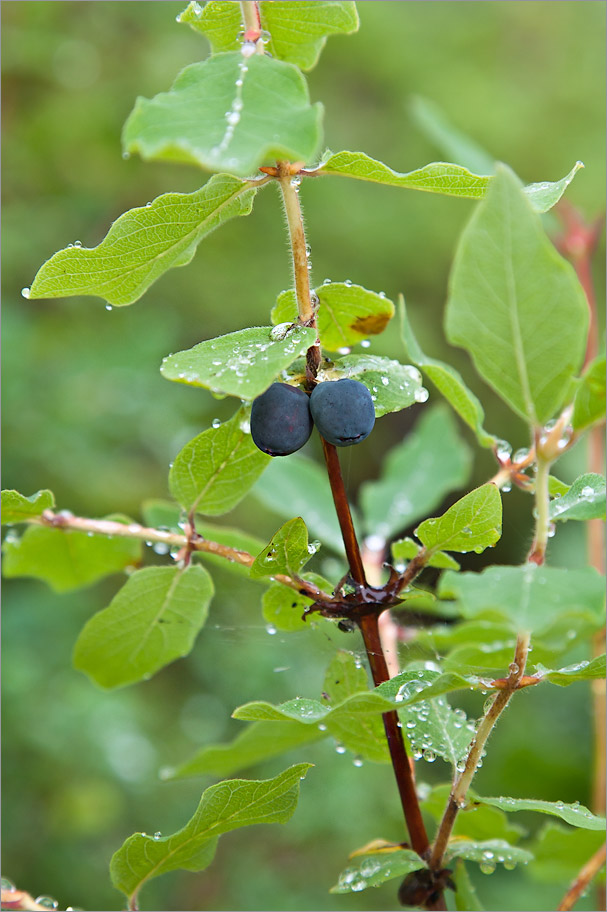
445, 839, 533, 869
534, 654, 606, 686
324, 353, 424, 417
164, 720, 327, 780
259, 1, 359, 70
392, 537, 460, 571
330, 849, 422, 893
179, 2, 359, 70
250, 517, 311, 580
474, 796, 606, 831
527, 822, 606, 884
384, 669, 484, 705
360, 405, 472, 541
177, 1, 242, 52
272, 283, 394, 351
317, 151, 582, 212
422, 785, 525, 844
29, 176, 256, 307
445, 165, 588, 425
439, 565, 606, 636
1, 489, 55, 525
549, 473, 606, 522
453, 860, 485, 912
110, 763, 312, 908
321, 651, 388, 763
262, 573, 331, 632
399, 297, 495, 447
323, 650, 368, 702
548, 476, 571, 497
253, 454, 351, 555
232, 691, 393, 725
123, 53, 323, 177
415, 484, 502, 555
161, 325, 316, 399
73, 564, 214, 689
2, 520, 141, 593
409, 95, 495, 176
169, 408, 270, 516
572, 355, 606, 431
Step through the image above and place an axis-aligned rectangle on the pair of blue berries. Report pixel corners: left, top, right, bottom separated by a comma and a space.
251, 378, 375, 456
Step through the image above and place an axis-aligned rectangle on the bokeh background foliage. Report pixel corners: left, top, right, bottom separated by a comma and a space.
2, 2, 605, 910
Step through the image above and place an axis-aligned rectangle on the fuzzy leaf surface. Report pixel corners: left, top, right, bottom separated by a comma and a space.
400, 297, 495, 446
253, 454, 351, 554
169, 408, 270, 515
475, 796, 606, 831
446, 165, 588, 425
439, 565, 606, 636
73, 565, 214, 688
415, 484, 502, 555
330, 850, 422, 893
180, 1, 359, 70
123, 53, 322, 176
1, 489, 55, 525
572, 355, 606, 431
250, 517, 311, 580
317, 151, 582, 211
29, 176, 256, 307
164, 721, 326, 780
535, 654, 606, 686
392, 537, 460, 570
161, 325, 316, 399
272, 283, 394, 351
2, 522, 141, 593
323, 353, 424, 417
549, 473, 606, 522
360, 405, 472, 540
110, 763, 312, 907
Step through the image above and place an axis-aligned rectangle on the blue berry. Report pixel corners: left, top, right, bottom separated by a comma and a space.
310, 378, 375, 447
251, 382, 313, 456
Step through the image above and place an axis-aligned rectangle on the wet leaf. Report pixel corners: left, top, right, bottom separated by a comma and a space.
534, 653, 606, 686
250, 517, 311, 580
445, 838, 533, 868
392, 537, 460, 570
549, 473, 606, 522
415, 484, 502, 555
474, 796, 605, 831
330, 849, 422, 893
1, 489, 55, 525
325, 353, 424, 417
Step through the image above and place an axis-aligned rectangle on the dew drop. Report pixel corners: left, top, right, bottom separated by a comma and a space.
153, 831, 162, 840
73, 240, 82, 247
241, 40, 256, 58
479, 861, 496, 875
265, 624, 277, 635
502, 481, 512, 493
581, 485, 594, 498
226, 111, 241, 126
290, 175, 301, 189
122, 150, 130, 160
35, 898, 59, 910
503, 860, 516, 871
414, 387, 429, 403
318, 723, 327, 731
212, 418, 222, 429
378, 291, 386, 298
547, 522, 556, 538
352, 756, 364, 767
335, 742, 347, 754
323, 277, 331, 284
344, 279, 352, 286
105, 304, 113, 311
1, 879, 16, 893
360, 339, 371, 348
21, 287, 31, 299
153, 542, 170, 555
423, 749, 436, 763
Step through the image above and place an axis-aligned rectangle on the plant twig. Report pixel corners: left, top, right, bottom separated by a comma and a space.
34, 510, 334, 603
557, 842, 606, 912
320, 439, 367, 585
429, 633, 531, 870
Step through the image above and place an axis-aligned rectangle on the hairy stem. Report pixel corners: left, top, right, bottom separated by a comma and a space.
430, 633, 531, 870
528, 447, 551, 565
277, 166, 314, 324
240, 0, 260, 35
359, 613, 431, 860
557, 842, 606, 912
321, 439, 366, 585
34, 510, 333, 602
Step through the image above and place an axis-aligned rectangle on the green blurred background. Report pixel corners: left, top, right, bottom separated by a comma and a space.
2, 2, 605, 910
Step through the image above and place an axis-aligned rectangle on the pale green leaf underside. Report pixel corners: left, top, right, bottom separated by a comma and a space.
169, 407, 270, 515
73, 564, 214, 689
317, 151, 582, 211
392, 537, 460, 571
1, 488, 55, 525
253, 454, 352, 555
164, 720, 327, 780
123, 53, 323, 176
415, 483, 502, 555
475, 796, 606, 831
2, 521, 141, 593
445, 838, 533, 867
439, 565, 606, 636
535, 654, 606, 687
110, 763, 312, 905
272, 283, 394, 351
422, 784, 525, 844
232, 692, 395, 725
250, 516, 311, 579
28, 175, 256, 307
161, 325, 316, 399
180, 1, 359, 70
360, 405, 472, 541
331, 849, 422, 893
399, 297, 495, 447
549, 473, 606, 522
572, 355, 606, 431
380, 669, 484, 705
446, 165, 588, 425
324, 353, 424, 417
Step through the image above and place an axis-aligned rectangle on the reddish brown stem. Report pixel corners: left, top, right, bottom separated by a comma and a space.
320, 438, 367, 585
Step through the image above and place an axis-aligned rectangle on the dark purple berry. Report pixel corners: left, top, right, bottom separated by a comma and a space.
250, 382, 313, 457
309, 378, 375, 447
